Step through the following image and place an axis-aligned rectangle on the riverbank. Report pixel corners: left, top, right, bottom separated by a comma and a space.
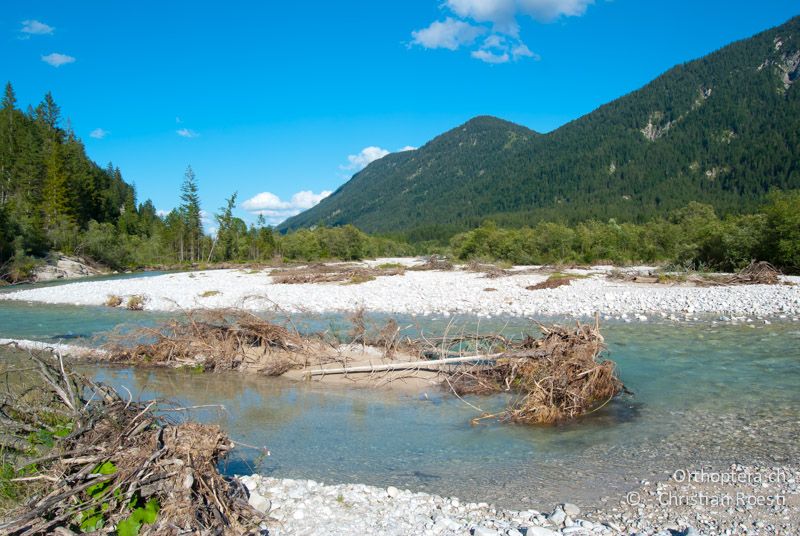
238, 463, 800, 535
0, 260, 798, 321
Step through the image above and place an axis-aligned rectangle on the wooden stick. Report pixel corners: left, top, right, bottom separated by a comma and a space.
307, 353, 502, 376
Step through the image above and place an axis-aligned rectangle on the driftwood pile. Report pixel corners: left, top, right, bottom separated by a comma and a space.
307, 317, 625, 425
609, 261, 784, 287
106, 309, 308, 375
409, 256, 454, 271
0, 348, 265, 535
525, 277, 573, 291
103, 307, 623, 426
724, 261, 782, 285
269, 263, 404, 285
443, 320, 622, 424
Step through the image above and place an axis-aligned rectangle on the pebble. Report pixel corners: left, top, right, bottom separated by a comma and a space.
236, 463, 800, 536
549, 507, 567, 526
247, 491, 271, 514
4, 263, 799, 321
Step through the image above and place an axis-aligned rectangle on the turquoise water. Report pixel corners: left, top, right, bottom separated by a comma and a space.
1, 287, 799, 510
0, 269, 170, 294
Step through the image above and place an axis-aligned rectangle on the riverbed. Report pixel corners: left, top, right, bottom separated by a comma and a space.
1, 287, 798, 513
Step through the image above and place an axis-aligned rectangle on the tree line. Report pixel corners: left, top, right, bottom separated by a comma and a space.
0, 84, 413, 281
1, 84, 798, 282
449, 191, 800, 272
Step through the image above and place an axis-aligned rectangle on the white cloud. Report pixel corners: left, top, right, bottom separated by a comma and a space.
469, 34, 538, 63
447, 0, 518, 34
89, 128, 108, 139
399, 146, 418, 152
518, 0, 593, 22
471, 49, 510, 64
241, 190, 332, 225
412, 0, 593, 62
411, 18, 486, 50
342, 146, 391, 171
447, 0, 592, 27
21, 20, 54, 36
176, 128, 199, 138
511, 43, 539, 61
41, 53, 76, 67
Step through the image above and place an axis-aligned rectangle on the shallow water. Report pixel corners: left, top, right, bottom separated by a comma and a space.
1, 285, 799, 510
0, 269, 170, 294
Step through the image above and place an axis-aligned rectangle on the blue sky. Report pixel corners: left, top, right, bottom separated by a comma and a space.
2, 1, 798, 229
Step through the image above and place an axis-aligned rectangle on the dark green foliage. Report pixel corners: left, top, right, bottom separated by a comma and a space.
280, 16, 800, 241
762, 189, 800, 269
450, 191, 800, 272
6, 12, 800, 282
179, 166, 202, 262
278, 224, 413, 261
0, 84, 136, 273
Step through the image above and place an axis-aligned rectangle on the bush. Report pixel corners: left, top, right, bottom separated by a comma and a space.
762, 190, 800, 270
126, 295, 146, 311
79, 221, 132, 270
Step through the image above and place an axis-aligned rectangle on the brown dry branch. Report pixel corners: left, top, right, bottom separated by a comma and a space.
409, 256, 454, 272
442, 319, 623, 424
526, 277, 573, 291
465, 261, 513, 279
725, 261, 782, 285
269, 263, 404, 285
0, 349, 265, 535
104, 309, 313, 375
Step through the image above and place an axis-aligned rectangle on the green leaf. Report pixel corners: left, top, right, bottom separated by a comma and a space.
117, 497, 159, 535
85, 461, 117, 498
95, 461, 118, 475
115, 516, 141, 536
79, 507, 104, 533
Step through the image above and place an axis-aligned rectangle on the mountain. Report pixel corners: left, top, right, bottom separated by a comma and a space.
279, 16, 800, 241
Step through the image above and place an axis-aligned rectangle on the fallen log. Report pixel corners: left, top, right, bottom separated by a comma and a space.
307, 354, 503, 376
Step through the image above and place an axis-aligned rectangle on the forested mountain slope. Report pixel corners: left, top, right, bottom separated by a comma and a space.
280, 16, 800, 240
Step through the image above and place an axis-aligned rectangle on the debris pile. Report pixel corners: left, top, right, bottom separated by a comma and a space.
106, 309, 308, 375
0, 348, 265, 535
725, 261, 782, 285
270, 263, 404, 285
445, 320, 623, 424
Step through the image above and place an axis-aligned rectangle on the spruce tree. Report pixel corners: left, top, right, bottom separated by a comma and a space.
179, 165, 202, 262
42, 141, 70, 229
0, 83, 16, 205
215, 191, 238, 261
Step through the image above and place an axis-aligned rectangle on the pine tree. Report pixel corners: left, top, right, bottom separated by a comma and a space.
179, 165, 202, 262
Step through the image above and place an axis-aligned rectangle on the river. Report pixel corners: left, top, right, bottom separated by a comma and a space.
1, 278, 799, 510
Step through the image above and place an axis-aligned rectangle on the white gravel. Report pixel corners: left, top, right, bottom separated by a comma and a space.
240, 465, 800, 536
240, 474, 620, 536
0, 338, 102, 358
1, 263, 799, 321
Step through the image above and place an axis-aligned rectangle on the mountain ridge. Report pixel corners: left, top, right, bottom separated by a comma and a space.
279, 15, 800, 240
